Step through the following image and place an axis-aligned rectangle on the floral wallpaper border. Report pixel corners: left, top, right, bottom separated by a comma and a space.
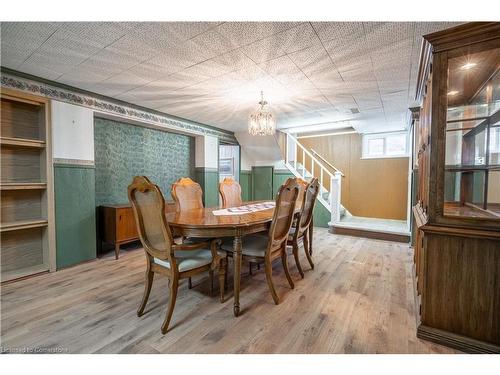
1, 72, 237, 144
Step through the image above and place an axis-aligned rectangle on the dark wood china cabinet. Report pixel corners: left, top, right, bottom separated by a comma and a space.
413, 22, 500, 353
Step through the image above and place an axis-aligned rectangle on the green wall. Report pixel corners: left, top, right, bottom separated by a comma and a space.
246, 167, 330, 227
54, 164, 97, 268
273, 169, 294, 197
240, 170, 252, 201
94, 117, 195, 205
195, 167, 219, 207
312, 202, 330, 228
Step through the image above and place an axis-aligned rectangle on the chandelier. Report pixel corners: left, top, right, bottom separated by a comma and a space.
248, 91, 276, 136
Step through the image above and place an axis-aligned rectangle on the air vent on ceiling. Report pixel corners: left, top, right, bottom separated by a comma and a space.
350, 108, 360, 114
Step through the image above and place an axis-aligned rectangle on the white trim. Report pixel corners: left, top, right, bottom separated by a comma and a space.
360, 155, 409, 160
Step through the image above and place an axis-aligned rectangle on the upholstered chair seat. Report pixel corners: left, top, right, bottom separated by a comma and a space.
154, 249, 227, 272
240, 235, 269, 258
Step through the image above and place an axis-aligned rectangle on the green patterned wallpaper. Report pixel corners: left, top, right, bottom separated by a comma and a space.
94, 118, 195, 206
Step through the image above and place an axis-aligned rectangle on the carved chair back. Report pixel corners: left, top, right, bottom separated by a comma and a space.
295, 177, 309, 211
298, 178, 320, 236
266, 178, 300, 259
219, 177, 243, 208
128, 176, 175, 266
171, 177, 204, 211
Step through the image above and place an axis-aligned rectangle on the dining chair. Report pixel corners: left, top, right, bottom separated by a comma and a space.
287, 178, 320, 278
171, 177, 212, 288
238, 178, 300, 305
171, 177, 204, 211
219, 177, 243, 208
128, 176, 227, 334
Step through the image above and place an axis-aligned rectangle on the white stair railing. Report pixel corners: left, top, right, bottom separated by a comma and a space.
283, 132, 344, 225
330, 171, 343, 223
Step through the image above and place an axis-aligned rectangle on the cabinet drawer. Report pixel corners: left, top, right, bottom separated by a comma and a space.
116, 208, 138, 242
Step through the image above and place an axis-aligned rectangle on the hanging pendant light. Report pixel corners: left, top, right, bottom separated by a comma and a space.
248, 91, 276, 136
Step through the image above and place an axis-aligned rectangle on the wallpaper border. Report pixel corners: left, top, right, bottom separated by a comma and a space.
1, 69, 238, 144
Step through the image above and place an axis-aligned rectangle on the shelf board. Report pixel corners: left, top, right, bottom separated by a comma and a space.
0, 219, 48, 232
0, 137, 45, 149
1, 263, 49, 283
445, 165, 487, 172
0, 182, 47, 191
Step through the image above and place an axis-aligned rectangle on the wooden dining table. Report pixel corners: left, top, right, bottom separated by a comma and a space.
166, 201, 277, 317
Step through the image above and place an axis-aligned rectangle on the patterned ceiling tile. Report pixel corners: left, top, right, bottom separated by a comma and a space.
1, 21, 465, 133
242, 23, 317, 64
217, 22, 300, 48
209, 50, 256, 74
258, 55, 309, 86
82, 48, 142, 74
20, 51, 78, 77
57, 68, 114, 89
126, 62, 175, 83
190, 28, 237, 60
123, 22, 221, 44
123, 75, 190, 99
307, 68, 345, 90
167, 63, 217, 86
93, 70, 151, 97
59, 22, 127, 47
14, 61, 62, 81
323, 38, 372, 73
106, 34, 159, 62
0, 22, 60, 68
37, 28, 106, 58
311, 22, 364, 44
363, 22, 415, 48
162, 22, 222, 41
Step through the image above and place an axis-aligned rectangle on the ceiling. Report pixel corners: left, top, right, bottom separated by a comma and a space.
1, 22, 461, 134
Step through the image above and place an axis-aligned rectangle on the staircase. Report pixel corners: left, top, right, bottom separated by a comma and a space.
282, 132, 351, 221
280, 132, 410, 243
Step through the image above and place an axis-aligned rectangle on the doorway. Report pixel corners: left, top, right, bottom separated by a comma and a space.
218, 144, 240, 204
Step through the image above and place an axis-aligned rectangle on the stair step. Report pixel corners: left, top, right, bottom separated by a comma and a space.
329, 225, 410, 243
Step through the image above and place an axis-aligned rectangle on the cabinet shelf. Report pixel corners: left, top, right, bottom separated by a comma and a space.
1, 263, 49, 283
445, 165, 487, 172
0, 182, 47, 190
0, 137, 45, 149
0, 219, 48, 233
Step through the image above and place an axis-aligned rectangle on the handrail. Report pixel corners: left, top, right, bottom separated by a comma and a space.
285, 133, 336, 181
284, 132, 344, 223
310, 149, 345, 176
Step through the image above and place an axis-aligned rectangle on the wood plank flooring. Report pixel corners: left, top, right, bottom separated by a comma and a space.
0, 229, 458, 353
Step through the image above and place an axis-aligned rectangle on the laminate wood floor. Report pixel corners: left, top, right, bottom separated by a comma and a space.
1, 229, 458, 354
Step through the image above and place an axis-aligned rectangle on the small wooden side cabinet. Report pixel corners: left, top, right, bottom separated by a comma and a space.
99, 202, 175, 259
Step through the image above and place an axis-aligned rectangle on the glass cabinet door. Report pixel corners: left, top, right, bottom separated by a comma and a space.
444, 45, 500, 219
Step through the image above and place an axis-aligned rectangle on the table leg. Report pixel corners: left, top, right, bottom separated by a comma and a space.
115, 243, 120, 260
233, 235, 242, 317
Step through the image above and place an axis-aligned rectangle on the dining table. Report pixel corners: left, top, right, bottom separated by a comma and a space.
166, 201, 285, 317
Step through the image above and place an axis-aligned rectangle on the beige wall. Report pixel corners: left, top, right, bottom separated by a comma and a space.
488, 171, 500, 203
299, 134, 409, 220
